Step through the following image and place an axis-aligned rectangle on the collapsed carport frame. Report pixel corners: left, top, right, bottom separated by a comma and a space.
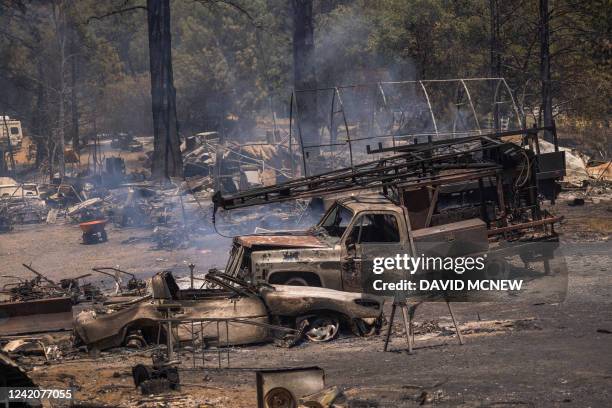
154, 315, 300, 370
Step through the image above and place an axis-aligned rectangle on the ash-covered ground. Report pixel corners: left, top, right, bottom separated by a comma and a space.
0, 195, 610, 407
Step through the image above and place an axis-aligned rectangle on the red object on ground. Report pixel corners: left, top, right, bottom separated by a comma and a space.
79, 219, 108, 233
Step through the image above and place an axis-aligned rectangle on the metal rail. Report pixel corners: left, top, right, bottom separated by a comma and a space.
156, 316, 299, 370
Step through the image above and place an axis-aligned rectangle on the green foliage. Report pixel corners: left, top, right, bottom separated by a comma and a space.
0, 0, 608, 150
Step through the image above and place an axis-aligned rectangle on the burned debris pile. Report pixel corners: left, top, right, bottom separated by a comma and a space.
182, 131, 218, 178
0, 128, 304, 252
1, 264, 101, 304
181, 130, 293, 198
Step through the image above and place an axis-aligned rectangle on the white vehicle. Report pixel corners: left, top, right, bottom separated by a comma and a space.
0, 116, 24, 149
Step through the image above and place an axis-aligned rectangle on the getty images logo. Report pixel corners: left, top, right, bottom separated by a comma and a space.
372, 253, 487, 275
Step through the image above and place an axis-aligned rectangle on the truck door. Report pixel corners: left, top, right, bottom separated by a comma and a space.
342, 212, 405, 292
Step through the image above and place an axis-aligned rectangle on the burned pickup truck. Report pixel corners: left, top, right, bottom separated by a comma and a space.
73, 270, 384, 350
221, 193, 492, 292
214, 126, 566, 295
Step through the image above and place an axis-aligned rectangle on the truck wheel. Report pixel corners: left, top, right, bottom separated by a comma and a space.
305, 315, 340, 342
264, 387, 295, 408
283, 277, 309, 286
125, 332, 146, 349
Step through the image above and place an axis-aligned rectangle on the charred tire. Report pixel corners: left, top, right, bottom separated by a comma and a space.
305, 315, 340, 342
125, 331, 147, 349
264, 387, 296, 408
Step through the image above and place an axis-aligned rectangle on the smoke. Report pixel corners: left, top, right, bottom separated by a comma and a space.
213, 200, 325, 237
204, 3, 524, 235
284, 3, 421, 176
315, 4, 415, 86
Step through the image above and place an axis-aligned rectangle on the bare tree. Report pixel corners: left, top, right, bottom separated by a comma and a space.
51, 0, 68, 178
88, 0, 183, 179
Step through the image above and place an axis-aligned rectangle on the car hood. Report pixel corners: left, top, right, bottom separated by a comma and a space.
261, 285, 384, 319
236, 234, 327, 249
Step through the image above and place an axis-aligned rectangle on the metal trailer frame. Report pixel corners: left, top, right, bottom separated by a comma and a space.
214, 126, 556, 209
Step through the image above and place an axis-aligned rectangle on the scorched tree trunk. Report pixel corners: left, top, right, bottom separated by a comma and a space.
293, 0, 319, 171
539, 0, 553, 142
147, 0, 183, 179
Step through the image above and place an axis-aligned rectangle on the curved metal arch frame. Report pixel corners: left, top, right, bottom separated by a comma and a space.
418, 81, 440, 140
333, 86, 355, 170
290, 78, 522, 175
460, 79, 482, 135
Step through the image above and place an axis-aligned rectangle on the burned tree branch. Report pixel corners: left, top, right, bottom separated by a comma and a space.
86, 6, 147, 24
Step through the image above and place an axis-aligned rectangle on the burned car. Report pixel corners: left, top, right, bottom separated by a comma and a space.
73, 270, 384, 350
0, 178, 47, 226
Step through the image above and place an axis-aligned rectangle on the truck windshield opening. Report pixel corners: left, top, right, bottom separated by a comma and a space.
319, 204, 353, 238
